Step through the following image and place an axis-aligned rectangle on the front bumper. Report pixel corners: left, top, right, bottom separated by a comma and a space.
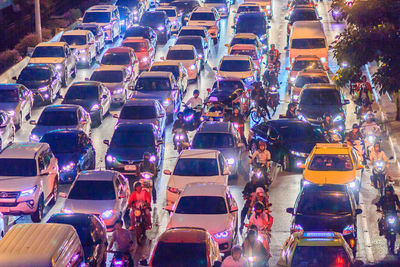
139, 60, 151, 71
106, 161, 140, 176
33, 90, 51, 104
187, 67, 198, 80
111, 92, 126, 104
166, 190, 179, 207
0, 197, 38, 215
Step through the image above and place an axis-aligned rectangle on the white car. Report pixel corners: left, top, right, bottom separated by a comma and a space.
61, 30, 97, 67
163, 44, 200, 81
164, 149, 230, 206
187, 7, 220, 43
166, 182, 238, 253
215, 55, 258, 88
0, 111, 14, 151
155, 6, 182, 33
61, 170, 130, 231
82, 5, 121, 42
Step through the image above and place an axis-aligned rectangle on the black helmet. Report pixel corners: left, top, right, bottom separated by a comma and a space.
248, 229, 257, 238
288, 103, 296, 108
352, 123, 359, 129
177, 112, 183, 118
254, 201, 265, 212
134, 181, 142, 189
193, 89, 200, 95
385, 185, 394, 194
143, 152, 151, 160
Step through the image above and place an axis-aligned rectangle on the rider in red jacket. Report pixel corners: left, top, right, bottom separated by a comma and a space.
128, 182, 151, 230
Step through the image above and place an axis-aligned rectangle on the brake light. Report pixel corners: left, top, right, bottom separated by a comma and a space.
167, 186, 180, 194
336, 257, 344, 265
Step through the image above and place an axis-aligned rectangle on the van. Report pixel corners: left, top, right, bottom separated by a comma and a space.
0, 223, 84, 266
289, 21, 328, 69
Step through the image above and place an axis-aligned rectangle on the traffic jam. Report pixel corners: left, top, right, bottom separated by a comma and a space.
0, 0, 397, 266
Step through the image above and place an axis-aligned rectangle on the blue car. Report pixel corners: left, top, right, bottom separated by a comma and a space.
40, 129, 96, 183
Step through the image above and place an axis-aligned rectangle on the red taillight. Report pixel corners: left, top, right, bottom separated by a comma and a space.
336, 257, 344, 265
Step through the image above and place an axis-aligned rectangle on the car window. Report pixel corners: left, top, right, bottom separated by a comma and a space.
292, 246, 351, 266
192, 133, 235, 148
296, 191, 352, 215
309, 154, 353, 171
175, 196, 227, 214
173, 158, 219, 176
218, 153, 225, 174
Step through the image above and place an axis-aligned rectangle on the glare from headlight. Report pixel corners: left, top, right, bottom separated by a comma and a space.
157, 26, 165, 31
163, 98, 171, 106
113, 88, 124, 95
90, 104, 100, 111
101, 209, 115, 219
38, 86, 48, 92
290, 150, 308, 157
106, 155, 116, 163
142, 57, 148, 62
190, 64, 196, 70
62, 162, 76, 171
348, 181, 356, 188
55, 64, 63, 70
19, 186, 37, 197
333, 114, 343, 122
320, 57, 327, 63
30, 134, 40, 142
6, 110, 15, 117
227, 158, 235, 165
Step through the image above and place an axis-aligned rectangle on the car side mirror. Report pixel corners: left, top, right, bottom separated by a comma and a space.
224, 44, 229, 48
163, 205, 174, 213
357, 164, 364, 170
12, 76, 17, 80
299, 163, 305, 169
286, 207, 294, 214
212, 67, 217, 71
29, 120, 36, 125
59, 192, 67, 198
230, 206, 238, 213
113, 114, 119, 119
160, 56, 165, 60
285, 16, 289, 20
163, 169, 171, 175
356, 208, 362, 215
103, 140, 110, 146
223, 170, 230, 175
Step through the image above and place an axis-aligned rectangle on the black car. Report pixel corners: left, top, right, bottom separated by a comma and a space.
124, 26, 158, 48
47, 213, 108, 266
170, 0, 201, 25
235, 12, 270, 45
40, 129, 96, 183
285, 7, 321, 35
62, 81, 111, 126
118, 6, 134, 33
116, 0, 145, 23
140, 11, 172, 43
175, 35, 208, 65
15, 64, 62, 105
249, 119, 326, 171
286, 184, 362, 254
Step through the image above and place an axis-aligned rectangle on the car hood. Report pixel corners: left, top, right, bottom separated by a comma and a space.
212, 147, 238, 160
131, 90, 170, 101
298, 105, 342, 120
217, 70, 252, 79
29, 57, 65, 64
167, 213, 232, 234
108, 146, 155, 161
286, 141, 317, 154
17, 80, 50, 90
294, 213, 353, 233
0, 176, 39, 191
303, 170, 356, 184
117, 118, 158, 125
0, 102, 18, 112
32, 125, 79, 139
169, 174, 227, 190
62, 99, 98, 113
63, 199, 117, 215
187, 20, 215, 27
102, 82, 124, 92
55, 152, 81, 168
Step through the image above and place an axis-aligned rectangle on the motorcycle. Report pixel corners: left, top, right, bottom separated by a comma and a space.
266, 86, 279, 115
331, 8, 345, 22
183, 104, 202, 131
109, 250, 132, 267
372, 160, 387, 196
250, 161, 272, 187
323, 128, 343, 143
131, 204, 148, 245
139, 171, 154, 195
244, 225, 270, 267
173, 128, 189, 153
377, 210, 400, 254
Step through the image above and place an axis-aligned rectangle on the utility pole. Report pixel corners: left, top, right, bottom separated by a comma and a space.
34, 0, 42, 42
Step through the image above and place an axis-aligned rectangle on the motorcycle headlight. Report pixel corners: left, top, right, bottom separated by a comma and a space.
333, 114, 344, 122
19, 186, 37, 197
198, 54, 203, 59
62, 162, 76, 172
219, 7, 226, 12
388, 217, 396, 224
290, 150, 308, 157
375, 161, 384, 167
367, 135, 375, 143
303, 180, 311, 186
141, 57, 148, 62
142, 172, 152, 179
120, 20, 125, 25
227, 158, 235, 165
213, 230, 229, 239
157, 26, 165, 31
290, 77, 295, 82
294, 224, 303, 232
245, 76, 254, 83
6, 110, 15, 117
248, 256, 256, 262
348, 181, 356, 188
292, 95, 299, 101
38, 86, 48, 92
101, 209, 115, 219
320, 57, 327, 63
79, 49, 87, 54
149, 155, 157, 163
90, 104, 100, 111
184, 114, 193, 122
113, 88, 124, 95
260, 34, 267, 42
189, 64, 196, 70
106, 155, 116, 163
133, 10, 138, 15
163, 98, 171, 106
297, 113, 307, 122
29, 134, 40, 142
343, 224, 355, 235
103, 24, 112, 30
55, 64, 63, 70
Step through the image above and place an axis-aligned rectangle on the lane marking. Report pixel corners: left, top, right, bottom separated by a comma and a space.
359, 193, 375, 263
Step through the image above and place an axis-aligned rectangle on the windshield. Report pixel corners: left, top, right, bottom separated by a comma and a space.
61, 35, 87, 46
151, 65, 179, 79
212, 80, 244, 90
0, 89, 19, 102
238, 5, 260, 12
300, 89, 341, 105
277, 124, 324, 142
297, 191, 351, 215
69, 181, 115, 200
179, 29, 205, 38
220, 60, 250, 71
116, 0, 139, 7
38, 110, 77, 126
120, 106, 157, 119
295, 75, 329, 88
309, 154, 353, 171
135, 78, 171, 91
292, 246, 351, 267
76, 26, 99, 35
0, 159, 37, 176
231, 49, 258, 60
101, 53, 131, 65
40, 134, 79, 153
173, 158, 219, 176
291, 10, 318, 22
160, 0, 174, 4
192, 133, 234, 148
125, 28, 148, 38
166, 50, 194, 60
111, 129, 154, 147
175, 196, 227, 214
292, 38, 326, 49
122, 41, 148, 52
237, 16, 266, 35
205, 0, 225, 3
293, 60, 324, 71
83, 12, 111, 23
19, 68, 51, 81
31, 46, 65, 58
65, 85, 99, 100
176, 38, 202, 50
190, 12, 215, 21
231, 38, 257, 46
91, 70, 123, 83
152, 242, 207, 267
141, 13, 164, 25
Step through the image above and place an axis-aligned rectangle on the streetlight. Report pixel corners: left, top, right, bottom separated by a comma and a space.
35, 0, 42, 42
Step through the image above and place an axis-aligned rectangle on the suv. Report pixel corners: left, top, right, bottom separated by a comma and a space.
235, 12, 269, 47
0, 143, 59, 222
286, 55, 326, 89
188, 7, 220, 43
60, 30, 98, 67
82, 5, 121, 42
140, 11, 172, 43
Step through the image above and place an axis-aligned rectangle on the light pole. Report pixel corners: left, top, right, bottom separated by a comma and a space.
34, 0, 42, 42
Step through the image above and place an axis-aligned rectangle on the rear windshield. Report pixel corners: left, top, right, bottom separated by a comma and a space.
166, 49, 195, 60
309, 154, 353, 171
190, 12, 215, 21
38, 110, 77, 126
212, 80, 244, 90
173, 158, 219, 176
0, 159, 37, 176
175, 38, 202, 50
61, 35, 87, 46
236, 16, 266, 35
65, 85, 99, 100
141, 13, 164, 25
291, 38, 326, 49
292, 246, 351, 267
152, 242, 207, 267
40, 134, 79, 153
159, 9, 177, 17
295, 75, 329, 88
31, 46, 65, 58
220, 60, 250, 72
0, 89, 19, 102
83, 12, 111, 23
296, 191, 352, 215
175, 196, 227, 214
192, 133, 234, 148
120, 105, 157, 119
300, 89, 341, 106
135, 77, 171, 91
290, 10, 318, 22
101, 53, 131, 65
231, 49, 258, 60
123, 41, 148, 51
179, 29, 205, 38
150, 65, 179, 79
69, 181, 116, 200
231, 38, 257, 47
237, 5, 260, 12
111, 129, 155, 147
91, 70, 123, 83
292, 60, 324, 71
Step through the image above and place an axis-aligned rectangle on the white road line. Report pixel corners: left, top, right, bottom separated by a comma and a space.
359, 193, 375, 263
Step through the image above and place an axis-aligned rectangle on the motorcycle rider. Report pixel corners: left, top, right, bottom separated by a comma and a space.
361, 112, 381, 136
186, 89, 203, 123
370, 143, 389, 186
221, 245, 247, 267
138, 152, 157, 204
263, 63, 279, 89
346, 124, 363, 144
286, 103, 297, 118
242, 229, 269, 265
231, 107, 247, 146
267, 44, 280, 72
358, 101, 373, 118
172, 112, 186, 132
240, 177, 266, 232
108, 219, 134, 267
249, 141, 271, 180
249, 202, 273, 231
356, 75, 373, 106
376, 185, 400, 236
321, 113, 334, 132
248, 187, 270, 216
209, 101, 224, 113
251, 83, 272, 120
128, 182, 152, 231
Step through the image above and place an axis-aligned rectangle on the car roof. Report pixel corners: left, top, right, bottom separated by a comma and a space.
123, 37, 147, 42
293, 231, 346, 246
115, 122, 155, 131
70, 81, 101, 87
301, 183, 348, 193
43, 104, 80, 112
104, 47, 133, 54
292, 6, 317, 12
238, 2, 261, 6
231, 44, 257, 50
233, 33, 258, 39
94, 65, 127, 72
238, 11, 265, 19
193, 6, 215, 12
86, 5, 116, 12
221, 55, 251, 61
177, 35, 203, 41
151, 61, 181, 67
294, 55, 321, 60
179, 149, 219, 159
158, 227, 210, 243
181, 182, 227, 197
42, 129, 85, 137
0, 142, 48, 159
124, 99, 158, 106
313, 143, 351, 154
169, 44, 195, 51
36, 42, 66, 47
139, 71, 172, 78
198, 121, 231, 133
76, 170, 118, 181
156, 6, 177, 10
297, 69, 327, 76
303, 84, 337, 90
24, 64, 54, 70
181, 25, 206, 31
268, 119, 312, 129
48, 213, 96, 225
291, 21, 324, 38
62, 30, 90, 36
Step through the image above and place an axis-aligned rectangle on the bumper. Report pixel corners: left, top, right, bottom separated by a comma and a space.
76, 54, 89, 65
217, 238, 234, 253
111, 93, 126, 104
33, 91, 51, 104
0, 198, 37, 215
106, 162, 140, 176
166, 190, 179, 207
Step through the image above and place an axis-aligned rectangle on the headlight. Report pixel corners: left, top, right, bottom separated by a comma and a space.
79, 49, 87, 54
106, 155, 116, 163
367, 135, 375, 143
29, 134, 40, 142
62, 208, 73, 214
388, 217, 396, 224
171, 20, 177, 25
7, 110, 15, 117
189, 64, 196, 70
320, 57, 327, 63
303, 180, 311, 186
266, 5, 271, 9
375, 161, 384, 167
219, 7, 226, 12
157, 26, 165, 31
290, 150, 308, 157
343, 224, 355, 235
55, 64, 63, 70
260, 35, 266, 42
38, 86, 48, 92
113, 88, 124, 95
333, 114, 344, 122
19, 186, 37, 197
294, 224, 303, 232
133, 10, 138, 15
184, 114, 193, 121
245, 76, 254, 83
290, 77, 295, 82
141, 57, 148, 62
248, 256, 256, 262
149, 155, 157, 163
90, 104, 100, 111
62, 162, 76, 172
292, 95, 299, 101
101, 209, 115, 219
227, 158, 235, 165
213, 230, 229, 239
348, 181, 356, 188
198, 54, 203, 59
103, 24, 112, 30
297, 113, 307, 122
120, 20, 125, 25
163, 98, 171, 106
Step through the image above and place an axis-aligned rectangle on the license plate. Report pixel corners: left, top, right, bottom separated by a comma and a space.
124, 165, 136, 171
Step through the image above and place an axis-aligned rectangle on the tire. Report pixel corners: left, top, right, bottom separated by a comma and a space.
51, 180, 59, 205
61, 69, 68, 87
31, 195, 44, 223
282, 153, 292, 172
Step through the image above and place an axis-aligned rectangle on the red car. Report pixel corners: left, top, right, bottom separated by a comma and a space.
122, 37, 156, 71
100, 47, 140, 80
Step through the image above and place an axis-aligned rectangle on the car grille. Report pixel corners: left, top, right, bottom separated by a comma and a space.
0, 202, 18, 207
0, 191, 19, 199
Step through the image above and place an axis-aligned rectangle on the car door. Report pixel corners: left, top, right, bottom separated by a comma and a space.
39, 149, 57, 200
91, 217, 108, 262
87, 32, 96, 58
100, 85, 111, 115
155, 101, 166, 136
17, 86, 27, 119
64, 46, 73, 73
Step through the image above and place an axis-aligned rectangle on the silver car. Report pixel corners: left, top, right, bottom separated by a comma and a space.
0, 111, 15, 151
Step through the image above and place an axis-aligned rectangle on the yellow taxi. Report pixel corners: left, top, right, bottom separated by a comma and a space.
277, 231, 355, 267
300, 143, 364, 202
225, 33, 266, 55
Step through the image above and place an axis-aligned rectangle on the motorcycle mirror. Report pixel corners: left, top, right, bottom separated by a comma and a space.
163, 169, 171, 175
286, 207, 294, 214
355, 208, 362, 215
389, 156, 394, 160
357, 164, 364, 170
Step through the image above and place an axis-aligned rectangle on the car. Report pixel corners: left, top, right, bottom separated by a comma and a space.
0, 212, 6, 238
0, 111, 14, 151
249, 119, 326, 171
132, 71, 181, 119
29, 104, 92, 142
74, 23, 106, 53
60, 30, 97, 67
122, 37, 155, 71
149, 60, 188, 95
204, 0, 230, 17
170, 0, 201, 26
163, 45, 200, 81
158, 0, 175, 6
234, 12, 269, 46
163, 149, 229, 206
299, 143, 364, 202
104, 123, 163, 176
229, 44, 263, 79
149, 227, 222, 266
192, 122, 245, 175
28, 42, 77, 87
214, 55, 258, 88
82, 5, 121, 42
188, 7, 220, 43
90, 65, 134, 105
100, 47, 140, 81
209, 78, 249, 114
114, 99, 166, 138
115, 0, 145, 24
233, 3, 262, 23
62, 81, 111, 126
0, 84, 33, 129
40, 129, 96, 183
155, 6, 182, 33
226, 33, 266, 54
47, 213, 108, 266
285, 7, 322, 36
177, 26, 212, 49
290, 69, 330, 101
166, 183, 238, 253
287, 0, 316, 12
286, 184, 362, 254
175, 35, 209, 66
277, 231, 355, 266
124, 26, 158, 49
117, 5, 134, 34
0, 142, 59, 222
61, 170, 130, 231
296, 84, 350, 129
140, 11, 172, 43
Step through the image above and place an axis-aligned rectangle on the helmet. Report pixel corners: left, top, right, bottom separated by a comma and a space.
270, 44, 275, 48
254, 201, 265, 212
252, 81, 262, 88
143, 152, 151, 159
177, 112, 183, 118
134, 181, 142, 189
323, 112, 331, 119
193, 89, 200, 95
352, 123, 359, 129
231, 245, 242, 255
256, 187, 265, 194
248, 229, 257, 238
288, 103, 296, 109
385, 185, 394, 194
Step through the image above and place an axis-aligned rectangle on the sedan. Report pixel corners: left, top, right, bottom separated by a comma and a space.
29, 104, 91, 142
285, 7, 322, 36
214, 55, 258, 88
62, 81, 111, 126
100, 47, 139, 81
149, 60, 188, 96
163, 44, 200, 81
40, 129, 96, 183
0, 111, 15, 151
60, 30, 97, 67
122, 37, 155, 71
175, 35, 209, 67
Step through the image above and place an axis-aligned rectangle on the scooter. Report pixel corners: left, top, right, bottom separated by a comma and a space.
266, 86, 279, 115
183, 104, 202, 131
244, 225, 271, 267
377, 210, 400, 254
131, 204, 148, 245
331, 8, 345, 22
372, 160, 387, 196
173, 128, 189, 153
109, 250, 132, 267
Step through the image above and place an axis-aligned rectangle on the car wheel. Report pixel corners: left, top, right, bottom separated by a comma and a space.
282, 153, 292, 172
31, 195, 44, 223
